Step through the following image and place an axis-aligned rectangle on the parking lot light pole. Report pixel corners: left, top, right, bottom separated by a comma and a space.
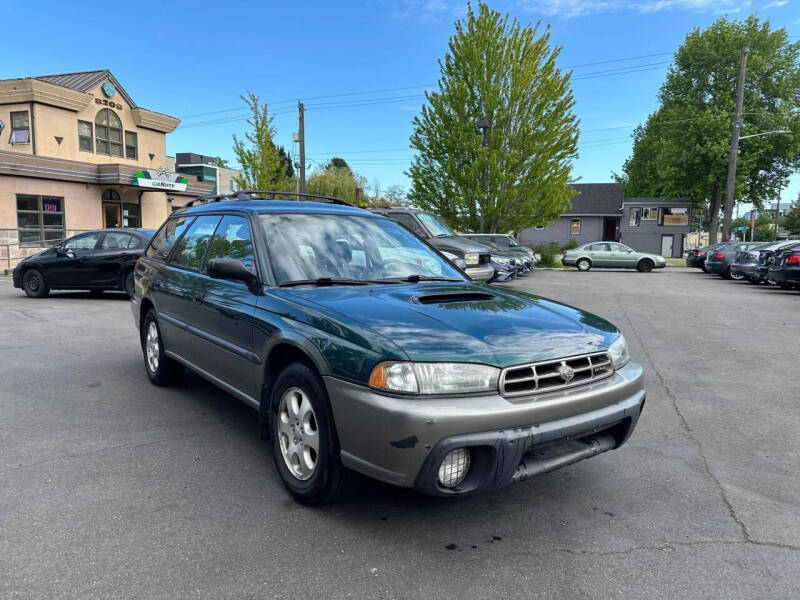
475, 118, 490, 232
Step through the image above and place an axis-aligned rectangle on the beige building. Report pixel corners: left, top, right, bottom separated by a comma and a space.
0, 69, 212, 268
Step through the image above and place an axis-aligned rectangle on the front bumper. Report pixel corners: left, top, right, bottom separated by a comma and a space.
12, 267, 22, 288
465, 264, 495, 282
325, 361, 644, 496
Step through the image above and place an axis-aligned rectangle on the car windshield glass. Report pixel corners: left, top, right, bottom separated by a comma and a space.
260, 213, 465, 285
417, 212, 454, 237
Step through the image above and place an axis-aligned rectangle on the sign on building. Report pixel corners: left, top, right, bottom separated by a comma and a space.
134, 168, 189, 191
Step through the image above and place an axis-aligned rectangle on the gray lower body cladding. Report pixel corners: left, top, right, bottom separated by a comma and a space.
324, 362, 645, 496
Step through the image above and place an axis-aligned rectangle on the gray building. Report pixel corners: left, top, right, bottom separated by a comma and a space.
519, 183, 623, 247
166, 153, 240, 196
620, 198, 691, 258
519, 183, 691, 258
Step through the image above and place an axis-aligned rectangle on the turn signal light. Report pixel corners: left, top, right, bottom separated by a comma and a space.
786, 255, 800, 266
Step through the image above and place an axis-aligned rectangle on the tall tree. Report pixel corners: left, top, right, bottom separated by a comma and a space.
616, 16, 800, 243
783, 200, 800, 236
328, 157, 351, 173
232, 92, 293, 190
306, 164, 368, 206
408, 2, 578, 233
211, 156, 230, 168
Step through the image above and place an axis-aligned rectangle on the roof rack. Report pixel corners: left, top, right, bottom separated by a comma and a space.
182, 190, 353, 208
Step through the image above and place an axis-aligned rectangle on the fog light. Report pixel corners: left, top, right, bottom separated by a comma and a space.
437, 448, 471, 488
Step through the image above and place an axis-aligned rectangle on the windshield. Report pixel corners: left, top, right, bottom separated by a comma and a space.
260, 213, 466, 285
417, 212, 454, 237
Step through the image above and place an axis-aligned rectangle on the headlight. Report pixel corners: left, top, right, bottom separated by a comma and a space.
369, 362, 500, 395
464, 252, 479, 266
608, 335, 630, 369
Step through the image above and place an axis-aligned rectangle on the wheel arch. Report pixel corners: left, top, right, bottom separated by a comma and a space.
637, 257, 655, 268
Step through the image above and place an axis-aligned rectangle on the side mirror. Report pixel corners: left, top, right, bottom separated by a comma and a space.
207, 258, 258, 286
58, 247, 76, 259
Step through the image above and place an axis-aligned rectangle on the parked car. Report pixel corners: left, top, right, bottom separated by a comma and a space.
562, 242, 666, 272
705, 242, 768, 279
133, 191, 645, 504
732, 240, 798, 283
767, 244, 800, 289
686, 243, 726, 272
754, 241, 800, 285
488, 251, 519, 282
12, 228, 155, 298
460, 233, 535, 261
368, 207, 494, 281
477, 239, 535, 273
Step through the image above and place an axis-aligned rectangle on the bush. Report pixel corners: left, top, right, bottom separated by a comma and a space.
563, 237, 579, 250
533, 242, 562, 268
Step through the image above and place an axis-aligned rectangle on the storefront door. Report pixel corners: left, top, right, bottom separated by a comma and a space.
103, 202, 121, 228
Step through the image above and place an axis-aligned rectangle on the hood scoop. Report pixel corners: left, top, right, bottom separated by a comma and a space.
416, 292, 496, 305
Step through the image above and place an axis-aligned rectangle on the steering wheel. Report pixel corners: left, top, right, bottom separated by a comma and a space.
382, 258, 417, 277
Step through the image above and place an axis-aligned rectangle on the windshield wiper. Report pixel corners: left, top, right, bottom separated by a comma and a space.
278, 277, 370, 287
381, 275, 464, 283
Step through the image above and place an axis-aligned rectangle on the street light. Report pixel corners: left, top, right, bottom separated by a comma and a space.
475, 119, 490, 146
738, 129, 790, 141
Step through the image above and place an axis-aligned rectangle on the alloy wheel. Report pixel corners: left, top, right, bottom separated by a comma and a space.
277, 387, 319, 481
145, 322, 160, 373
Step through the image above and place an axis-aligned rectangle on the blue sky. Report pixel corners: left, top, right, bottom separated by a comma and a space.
1, 0, 798, 205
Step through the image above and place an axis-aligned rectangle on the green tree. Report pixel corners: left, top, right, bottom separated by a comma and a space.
408, 2, 578, 233
616, 16, 800, 243
328, 157, 351, 173
732, 213, 776, 241
232, 92, 293, 190
783, 201, 800, 235
306, 164, 368, 206
211, 156, 230, 168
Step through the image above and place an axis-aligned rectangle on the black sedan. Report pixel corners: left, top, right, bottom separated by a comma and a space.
736, 240, 800, 284
13, 228, 155, 298
767, 244, 800, 290
686, 243, 725, 271
705, 242, 767, 279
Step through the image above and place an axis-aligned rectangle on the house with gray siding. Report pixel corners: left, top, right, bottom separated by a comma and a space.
519, 184, 691, 258
519, 183, 623, 247
620, 198, 691, 258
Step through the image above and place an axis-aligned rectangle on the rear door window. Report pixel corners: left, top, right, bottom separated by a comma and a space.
169, 216, 222, 271
146, 217, 193, 260
100, 232, 135, 249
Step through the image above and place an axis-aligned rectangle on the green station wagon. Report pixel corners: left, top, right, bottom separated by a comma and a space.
132, 192, 646, 504
563, 242, 667, 272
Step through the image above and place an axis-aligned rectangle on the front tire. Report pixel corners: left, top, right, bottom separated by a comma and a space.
22, 268, 49, 298
141, 310, 180, 386
728, 269, 745, 281
271, 363, 348, 505
637, 259, 654, 273
576, 258, 592, 272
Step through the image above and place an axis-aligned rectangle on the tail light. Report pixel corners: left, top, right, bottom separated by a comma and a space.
562, 250, 567, 258
696, 251, 706, 257
786, 255, 800, 266
712, 252, 726, 259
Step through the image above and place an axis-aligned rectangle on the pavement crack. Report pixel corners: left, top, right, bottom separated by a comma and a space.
550, 538, 800, 558
614, 294, 753, 545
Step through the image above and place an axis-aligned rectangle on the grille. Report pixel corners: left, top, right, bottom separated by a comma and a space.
500, 352, 613, 397
478, 253, 491, 265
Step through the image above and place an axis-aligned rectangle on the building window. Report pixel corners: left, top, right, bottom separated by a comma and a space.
10, 111, 31, 144
660, 207, 689, 226
78, 120, 93, 152
95, 109, 123, 157
570, 218, 581, 235
125, 131, 138, 160
629, 208, 640, 226
642, 207, 659, 221
16, 194, 65, 245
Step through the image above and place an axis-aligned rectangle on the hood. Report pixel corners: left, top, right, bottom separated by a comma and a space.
429, 236, 491, 256
279, 282, 619, 367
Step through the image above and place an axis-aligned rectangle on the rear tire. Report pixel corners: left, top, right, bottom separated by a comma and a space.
576, 258, 591, 272
141, 310, 181, 386
637, 259, 654, 273
271, 362, 348, 505
728, 269, 745, 281
22, 268, 49, 298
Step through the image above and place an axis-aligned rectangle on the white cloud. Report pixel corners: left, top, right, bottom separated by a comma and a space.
762, 0, 788, 8
388, 0, 453, 23
517, 0, 753, 18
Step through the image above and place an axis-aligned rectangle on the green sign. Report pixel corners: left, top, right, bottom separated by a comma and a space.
733, 226, 749, 232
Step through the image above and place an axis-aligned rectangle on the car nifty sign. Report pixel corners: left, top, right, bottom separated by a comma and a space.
134, 168, 189, 191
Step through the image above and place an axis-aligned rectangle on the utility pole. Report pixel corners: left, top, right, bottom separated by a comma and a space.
722, 45, 749, 242
298, 101, 306, 196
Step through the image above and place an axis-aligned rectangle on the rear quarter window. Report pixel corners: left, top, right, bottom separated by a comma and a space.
145, 217, 193, 261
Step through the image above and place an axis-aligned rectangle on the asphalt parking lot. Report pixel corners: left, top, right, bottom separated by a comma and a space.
1, 268, 798, 600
